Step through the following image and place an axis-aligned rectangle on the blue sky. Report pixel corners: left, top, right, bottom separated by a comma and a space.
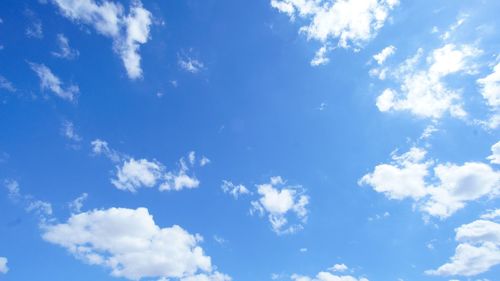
1, 0, 500, 280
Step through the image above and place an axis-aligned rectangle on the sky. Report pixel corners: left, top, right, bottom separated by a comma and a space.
0, 0, 500, 281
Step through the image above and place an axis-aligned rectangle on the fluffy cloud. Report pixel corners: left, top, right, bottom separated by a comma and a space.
250, 176, 309, 234
488, 140, 500, 164
373, 44, 480, 118
477, 62, 500, 128
360, 146, 500, 219
0, 257, 7, 274
29, 62, 79, 101
373, 45, 396, 65
426, 219, 500, 276
359, 147, 430, 200
50, 0, 152, 79
92, 140, 205, 192
112, 158, 164, 191
42, 207, 230, 281
52, 33, 79, 59
271, 0, 399, 65
421, 162, 500, 218
329, 264, 348, 272
221, 180, 250, 199
291, 266, 368, 281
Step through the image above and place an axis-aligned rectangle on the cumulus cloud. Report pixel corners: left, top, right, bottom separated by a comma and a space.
221, 180, 250, 199
0, 257, 8, 274
360, 146, 500, 219
426, 219, 500, 276
42, 207, 230, 281
52, 33, 79, 59
373, 44, 480, 119
271, 0, 400, 65
373, 45, 396, 65
50, 0, 152, 79
291, 266, 368, 281
29, 62, 79, 101
92, 140, 205, 192
250, 176, 309, 234
359, 147, 430, 200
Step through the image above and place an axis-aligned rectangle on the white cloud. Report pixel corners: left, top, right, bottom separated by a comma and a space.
200, 156, 211, 167
488, 141, 500, 164
250, 176, 309, 234
271, 0, 400, 64
0, 257, 8, 274
291, 268, 368, 281
477, 62, 500, 128
112, 158, 164, 192
311, 45, 330, 66
329, 263, 348, 272
4, 180, 53, 223
426, 219, 500, 276
481, 209, 500, 220
61, 120, 82, 142
373, 45, 396, 65
421, 162, 500, 218
29, 62, 79, 101
374, 44, 480, 119
69, 193, 88, 213
92, 140, 204, 192
91, 139, 121, 162
360, 147, 500, 219
42, 207, 230, 281
359, 147, 430, 200
52, 33, 79, 59
221, 180, 250, 199
50, 0, 152, 79
178, 54, 205, 73
0, 75, 16, 92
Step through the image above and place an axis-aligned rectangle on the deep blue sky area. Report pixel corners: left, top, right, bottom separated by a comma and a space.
0, 1, 499, 281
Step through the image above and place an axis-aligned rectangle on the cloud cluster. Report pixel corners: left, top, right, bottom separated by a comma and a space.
92, 140, 207, 192
250, 176, 309, 234
426, 217, 500, 276
271, 0, 400, 65
359, 142, 500, 219
372, 44, 480, 118
29, 62, 79, 101
50, 0, 152, 79
42, 207, 230, 281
